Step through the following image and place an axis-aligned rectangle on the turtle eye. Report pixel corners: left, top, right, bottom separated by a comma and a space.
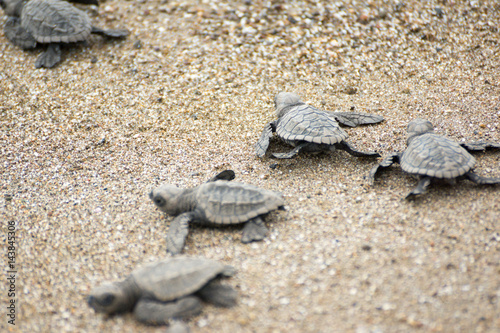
153, 196, 166, 207
99, 294, 115, 306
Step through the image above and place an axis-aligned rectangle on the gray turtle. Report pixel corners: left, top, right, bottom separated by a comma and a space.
369, 118, 500, 199
0, 0, 128, 68
255, 92, 384, 159
87, 256, 237, 328
150, 171, 285, 254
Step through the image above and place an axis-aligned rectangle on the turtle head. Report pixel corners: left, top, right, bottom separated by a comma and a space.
0, 0, 24, 16
407, 118, 434, 144
87, 282, 133, 314
149, 184, 185, 215
274, 92, 301, 118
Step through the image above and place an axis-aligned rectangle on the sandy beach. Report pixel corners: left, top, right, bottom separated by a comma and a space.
1, 0, 499, 332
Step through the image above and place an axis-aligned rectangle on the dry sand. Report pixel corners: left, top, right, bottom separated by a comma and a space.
1, 0, 499, 332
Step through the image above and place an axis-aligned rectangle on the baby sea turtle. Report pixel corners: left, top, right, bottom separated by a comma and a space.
369, 118, 500, 199
0, 0, 128, 68
150, 171, 285, 254
255, 92, 384, 159
88, 256, 237, 328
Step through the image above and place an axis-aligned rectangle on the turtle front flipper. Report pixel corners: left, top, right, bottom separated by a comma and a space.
460, 141, 500, 152
369, 152, 401, 183
4, 17, 37, 49
197, 281, 237, 307
206, 170, 235, 182
405, 176, 432, 200
35, 44, 62, 68
465, 171, 500, 185
166, 213, 192, 254
91, 26, 129, 38
133, 296, 202, 325
336, 141, 380, 158
241, 217, 268, 243
255, 121, 276, 157
329, 112, 384, 127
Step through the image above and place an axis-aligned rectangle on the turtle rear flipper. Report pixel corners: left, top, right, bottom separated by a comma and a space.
197, 282, 237, 307
369, 152, 401, 184
241, 217, 268, 243
329, 111, 385, 127
4, 17, 37, 49
271, 142, 310, 159
91, 26, 129, 38
336, 141, 380, 158
35, 43, 61, 68
465, 171, 500, 185
221, 265, 237, 277
461, 141, 500, 152
273, 142, 310, 159
134, 296, 202, 325
405, 176, 432, 200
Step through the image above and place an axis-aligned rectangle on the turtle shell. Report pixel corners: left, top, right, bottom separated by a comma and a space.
21, 0, 92, 43
401, 133, 476, 178
276, 104, 348, 146
131, 257, 233, 302
195, 181, 284, 224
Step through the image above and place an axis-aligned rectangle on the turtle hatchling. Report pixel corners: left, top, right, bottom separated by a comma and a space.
369, 118, 500, 199
88, 256, 237, 328
255, 92, 384, 159
0, 0, 128, 68
150, 170, 285, 254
